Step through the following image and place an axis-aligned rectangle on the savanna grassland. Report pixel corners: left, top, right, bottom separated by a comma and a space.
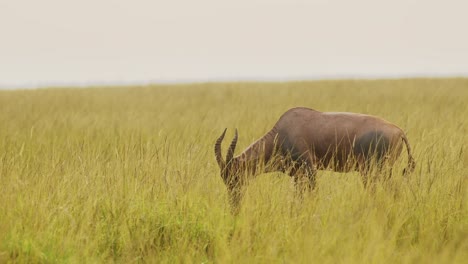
0, 79, 467, 263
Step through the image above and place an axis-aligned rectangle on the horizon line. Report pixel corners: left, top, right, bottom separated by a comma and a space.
1, 73, 467, 90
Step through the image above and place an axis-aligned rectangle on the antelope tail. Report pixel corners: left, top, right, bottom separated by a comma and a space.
402, 134, 416, 175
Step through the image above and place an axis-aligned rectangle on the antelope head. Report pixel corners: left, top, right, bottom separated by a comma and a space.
214, 128, 243, 211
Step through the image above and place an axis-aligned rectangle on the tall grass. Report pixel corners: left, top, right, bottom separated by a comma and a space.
0, 79, 466, 263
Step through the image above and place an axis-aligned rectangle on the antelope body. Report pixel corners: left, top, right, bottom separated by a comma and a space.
215, 107, 415, 210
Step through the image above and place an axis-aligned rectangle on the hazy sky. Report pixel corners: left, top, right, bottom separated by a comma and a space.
1, 0, 468, 88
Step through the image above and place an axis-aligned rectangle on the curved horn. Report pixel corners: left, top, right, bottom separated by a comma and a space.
225, 128, 238, 165
215, 128, 227, 168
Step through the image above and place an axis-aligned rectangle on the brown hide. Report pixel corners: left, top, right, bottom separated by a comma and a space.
273, 107, 406, 172
215, 107, 416, 212
234, 107, 414, 174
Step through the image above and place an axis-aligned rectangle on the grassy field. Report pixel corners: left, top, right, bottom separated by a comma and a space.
0, 78, 467, 263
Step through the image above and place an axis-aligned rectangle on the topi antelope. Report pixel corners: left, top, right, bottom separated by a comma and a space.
215, 107, 416, 212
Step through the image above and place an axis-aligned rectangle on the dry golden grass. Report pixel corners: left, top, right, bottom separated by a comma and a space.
0, 78, 467, 263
